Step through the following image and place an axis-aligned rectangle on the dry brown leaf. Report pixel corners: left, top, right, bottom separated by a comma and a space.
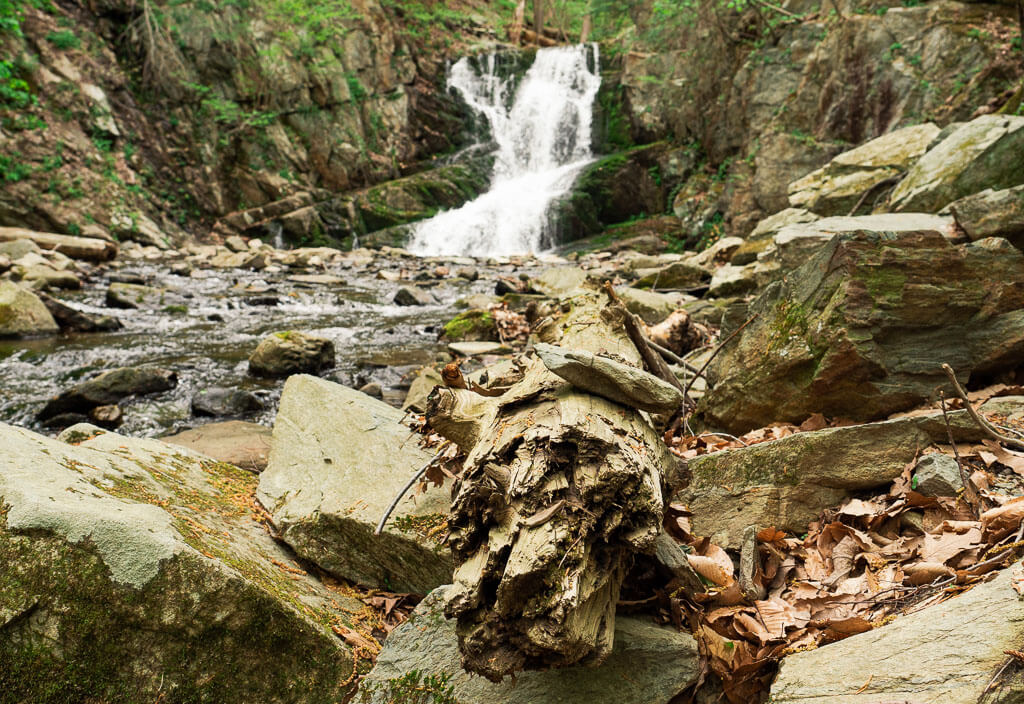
982, 440, 1024, 476
902, 561, 955, 585
689, 554, 735, 587
799, 413, 828, 432
981, 498, 1024, 537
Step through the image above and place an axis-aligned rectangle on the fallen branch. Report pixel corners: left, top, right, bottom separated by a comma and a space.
941, 363, 1024, 451
940, 391, 980, 517
648, 339, 704, 376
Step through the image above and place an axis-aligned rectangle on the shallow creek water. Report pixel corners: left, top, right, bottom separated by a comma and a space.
0, 253, 543, 438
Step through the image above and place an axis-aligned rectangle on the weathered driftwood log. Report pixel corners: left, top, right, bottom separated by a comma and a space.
0, 226, 117, 261
426, 286, 680, 681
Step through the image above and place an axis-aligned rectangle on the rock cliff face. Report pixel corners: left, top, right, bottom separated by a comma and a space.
0, 0, 503, 246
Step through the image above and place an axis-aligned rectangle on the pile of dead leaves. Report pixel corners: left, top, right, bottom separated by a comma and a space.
659, 407, 1024, 702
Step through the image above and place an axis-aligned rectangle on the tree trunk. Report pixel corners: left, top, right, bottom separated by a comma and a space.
509, 0, 527, 45
533, 0, 544, 37
580, 1, 593, 44
426, 287, 680, 681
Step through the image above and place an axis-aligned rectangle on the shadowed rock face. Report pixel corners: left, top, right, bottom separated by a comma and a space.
699, 230, 1024, 434
0, 422, 362, 703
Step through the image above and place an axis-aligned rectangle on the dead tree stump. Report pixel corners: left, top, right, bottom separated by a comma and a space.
426, 287, 679, 681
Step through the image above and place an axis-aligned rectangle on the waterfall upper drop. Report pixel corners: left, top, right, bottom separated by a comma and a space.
408, 44, 601, 257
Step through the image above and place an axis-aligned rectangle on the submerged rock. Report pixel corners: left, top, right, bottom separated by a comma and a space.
770, 559, 1024, 703
37, 292, 122, 333
257, 375, 452, 593
191, 387, 264, 418
247, 331, 335, 378
359, 586, 701, 704
105, 282, 164, 309
0, 422, 361, 703
38, 366, 177, 422
0, 281, 59, 338
699, 230, 1024, 433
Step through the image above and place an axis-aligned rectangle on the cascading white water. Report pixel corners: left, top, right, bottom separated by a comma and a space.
408, 44, 601, 257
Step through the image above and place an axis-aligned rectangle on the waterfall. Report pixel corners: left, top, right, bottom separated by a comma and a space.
409, 44, 601, 257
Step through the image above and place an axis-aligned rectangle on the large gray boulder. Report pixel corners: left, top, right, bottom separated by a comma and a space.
358, 586, 701, 704
788, 123, 939, 216
680, 418, 930, 547
0, 281, 58, 337
699, 230, 1024, 434
0, 422, 362, 703
257, 375, 452, 593
770, 560, 1024, 703
162, 420, 273, 473
889, 114, 1024, 213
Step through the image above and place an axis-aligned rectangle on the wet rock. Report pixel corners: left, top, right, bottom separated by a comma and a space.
0, 423, 360, 702
162, 420, 273, 473
890, 114, 1024, 213
699, 230, 1024, 433
359, 586, 700, 704
535, 342, 684, 415
770, 559, 1024, 703
191, 387, 264, 418
38, 366, 177, 421
788, 123, 940, 216
0, 238, 41, 260
913, 453, 962, 497
455, 266, 479, 281
106, 282, 163, 309
287, 273, 346, 286
248, 331, 335, 378
681, 418, 930, 547
950, 185, 1024, 247
37, 292, 122, 332
402, 366, 444, 414
393, 285, 435, 306
256, 375, 452, 592
0, 281, 59, 338
88, 404, 123, 429
209, 250, 267, 270
441, 309, 498, 342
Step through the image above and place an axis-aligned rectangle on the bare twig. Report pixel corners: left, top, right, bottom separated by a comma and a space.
648, 339, 704, 376
683, 314, 759, 399
374, 448, 446, 536
941, 363, 1024, 451
603, 282, 685, 395
940, 390, 979, 516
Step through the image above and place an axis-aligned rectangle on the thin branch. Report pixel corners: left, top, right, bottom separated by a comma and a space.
374, 448, 446, 535
647, 339, 704, 375
941, 363, 1024, 451
683, 314, 759, 399
940, 390, 980, 517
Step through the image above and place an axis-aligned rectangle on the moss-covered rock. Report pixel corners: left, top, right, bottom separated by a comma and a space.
0, 281, 58, 338
248, 331, 335, 378
441, 309, 497, 342
0, 422, 364, 703
699, 230, 1024, 434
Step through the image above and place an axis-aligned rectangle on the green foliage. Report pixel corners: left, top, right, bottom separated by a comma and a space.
0, 0, 35, 108
45, 29, 79, 49
0, 152, 32, 182
359, 670, 459, 704
345, 73, 367, 102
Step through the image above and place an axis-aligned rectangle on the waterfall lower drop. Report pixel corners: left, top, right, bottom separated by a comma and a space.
409, 44, 601, 257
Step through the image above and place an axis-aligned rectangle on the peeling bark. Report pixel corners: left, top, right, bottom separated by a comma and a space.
426, 287, 679, 681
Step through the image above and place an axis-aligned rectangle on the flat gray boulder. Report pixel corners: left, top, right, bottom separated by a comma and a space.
358, 586, 700, 704
951, 184, 1024, 246
680, 417, 931, 547
248, 331, 335, 378
0, 422, 363, 703
257, 375, 452, 593
535, 342, 684, 415
770, 560, 1024, 703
